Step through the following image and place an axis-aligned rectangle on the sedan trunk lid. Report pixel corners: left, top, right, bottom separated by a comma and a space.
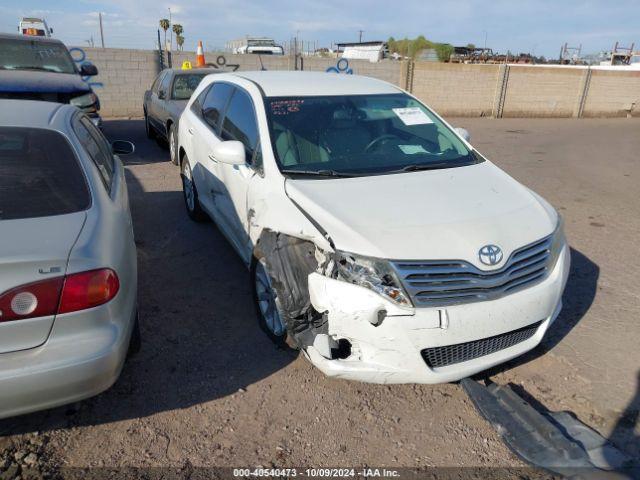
0, 212, 86, 353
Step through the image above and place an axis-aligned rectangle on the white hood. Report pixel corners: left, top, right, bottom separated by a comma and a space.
285, 161, 557, 270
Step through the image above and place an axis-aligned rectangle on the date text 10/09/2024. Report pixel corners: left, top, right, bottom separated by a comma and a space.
234, 468, 401, 478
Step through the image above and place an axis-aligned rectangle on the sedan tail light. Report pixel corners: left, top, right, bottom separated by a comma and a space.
59, 269, 120, 314
0, 277, 64, 322
0, 269, 119, 323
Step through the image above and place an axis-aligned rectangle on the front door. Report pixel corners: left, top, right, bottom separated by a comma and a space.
214, 87, 263, 259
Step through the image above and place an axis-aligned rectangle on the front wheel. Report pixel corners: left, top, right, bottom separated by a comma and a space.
180, 155, 208, 222
251, 258, 294, 349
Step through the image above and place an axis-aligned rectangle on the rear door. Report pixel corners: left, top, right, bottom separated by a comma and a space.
0, 127, 90, 353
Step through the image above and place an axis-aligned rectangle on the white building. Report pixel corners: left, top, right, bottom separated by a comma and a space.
337, 41, 387, 63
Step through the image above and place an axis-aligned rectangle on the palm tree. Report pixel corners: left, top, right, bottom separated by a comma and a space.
176, 35, 185, 51
159, 18, 170, 50
172, 24, 184, 51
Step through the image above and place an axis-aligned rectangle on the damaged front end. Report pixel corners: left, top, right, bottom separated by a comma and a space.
254, 230, 414, 366
254, 229, 330, 350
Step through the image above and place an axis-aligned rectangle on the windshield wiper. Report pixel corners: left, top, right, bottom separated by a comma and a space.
281, 169, 356, 178
394, 162, 457, 173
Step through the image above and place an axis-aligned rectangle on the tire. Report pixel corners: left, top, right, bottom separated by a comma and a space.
168, 124, 178, 165
127, 311, 141, 357
144, 112, 155, 139
251, 257, 295, 349
180, 155, 208, 222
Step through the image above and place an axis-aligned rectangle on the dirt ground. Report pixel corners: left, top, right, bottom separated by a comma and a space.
1, 117, 638, 477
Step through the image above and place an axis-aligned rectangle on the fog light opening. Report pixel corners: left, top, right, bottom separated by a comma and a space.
331, 339, 352, 360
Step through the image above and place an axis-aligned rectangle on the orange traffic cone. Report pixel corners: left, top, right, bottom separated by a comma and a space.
195, 40, 205, 67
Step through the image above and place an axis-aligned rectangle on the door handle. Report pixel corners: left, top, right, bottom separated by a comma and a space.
188, 128, 194, 135
208, 153, 217, 162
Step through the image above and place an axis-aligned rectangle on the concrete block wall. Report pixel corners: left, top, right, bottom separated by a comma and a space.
411, 63, 500, 117
74, 46, 640, 118
79, 47, 161, 117
501, 66, 584, 118
582, 69, 640, 117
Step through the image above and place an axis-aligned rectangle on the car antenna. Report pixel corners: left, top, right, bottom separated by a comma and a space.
258, 54, 266, 71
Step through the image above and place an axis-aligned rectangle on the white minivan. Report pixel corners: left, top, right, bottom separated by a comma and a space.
177, 71, 569, 384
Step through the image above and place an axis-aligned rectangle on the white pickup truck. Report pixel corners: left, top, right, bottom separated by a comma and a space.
19, 17, 53, 37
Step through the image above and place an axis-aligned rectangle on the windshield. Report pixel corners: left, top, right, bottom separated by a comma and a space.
0, 38, 76, 74
172, 73, 208, 100
265, 93, 480, 177
248, 39, 276, 47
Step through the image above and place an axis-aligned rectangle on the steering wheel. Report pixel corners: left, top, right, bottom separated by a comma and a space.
364, 134, 397, 153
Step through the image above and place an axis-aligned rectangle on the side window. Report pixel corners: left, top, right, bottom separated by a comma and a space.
73, 115, 115, 192
159, 72, 172, 97
201, 83, 234, 132
221, 89, 259, 163
151, 71, 165, 94
190, 85, 209, 117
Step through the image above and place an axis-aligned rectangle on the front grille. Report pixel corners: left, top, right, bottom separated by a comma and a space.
421, 321, 542, 368
391, 235, 553, 307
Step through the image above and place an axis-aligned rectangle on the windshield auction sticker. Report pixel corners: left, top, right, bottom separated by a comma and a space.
270, 99, 305, 116
392, 107, 433, 126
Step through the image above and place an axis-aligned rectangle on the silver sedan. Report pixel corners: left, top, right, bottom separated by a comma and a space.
0, 100, 138, 419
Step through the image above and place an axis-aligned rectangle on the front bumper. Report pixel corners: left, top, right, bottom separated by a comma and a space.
305, 244, 571, 384
0, 302, 135, 419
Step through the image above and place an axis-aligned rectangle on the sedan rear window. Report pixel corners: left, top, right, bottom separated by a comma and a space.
0, 127, 90, 220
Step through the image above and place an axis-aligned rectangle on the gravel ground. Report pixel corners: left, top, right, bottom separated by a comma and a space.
1, 117, 638, 477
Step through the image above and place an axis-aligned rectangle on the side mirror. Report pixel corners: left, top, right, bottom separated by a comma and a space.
211, 140, 246, 165
112, 140, 135, 155
80, 64, 98, 76
158, 90, 166, 100
455, 127, 470, 142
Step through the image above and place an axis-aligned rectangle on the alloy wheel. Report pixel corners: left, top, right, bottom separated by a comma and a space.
255, 261, 285, 337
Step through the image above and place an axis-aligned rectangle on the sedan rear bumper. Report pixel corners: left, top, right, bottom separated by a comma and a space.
0, 304, 135, 419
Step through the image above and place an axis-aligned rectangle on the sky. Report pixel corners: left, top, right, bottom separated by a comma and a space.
1, 0, 639, 58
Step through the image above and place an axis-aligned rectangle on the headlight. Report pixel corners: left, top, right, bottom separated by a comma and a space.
549, 214, 566, 269
70, 92, 98, 108
327, 251, 411, 307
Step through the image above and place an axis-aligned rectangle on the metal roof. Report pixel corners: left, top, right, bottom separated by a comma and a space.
228, 71, 400, 97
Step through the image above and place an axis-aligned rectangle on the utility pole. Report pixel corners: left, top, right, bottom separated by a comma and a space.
358, 30, 364, 43
98, 12, 105, 48
168, 7, 172, 51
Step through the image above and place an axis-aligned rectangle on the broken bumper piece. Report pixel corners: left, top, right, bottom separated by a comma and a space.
305, 244, 570, 384
462, 378, 634, 477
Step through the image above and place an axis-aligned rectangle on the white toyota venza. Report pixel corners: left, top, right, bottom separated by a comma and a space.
177, 71, 569, 384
